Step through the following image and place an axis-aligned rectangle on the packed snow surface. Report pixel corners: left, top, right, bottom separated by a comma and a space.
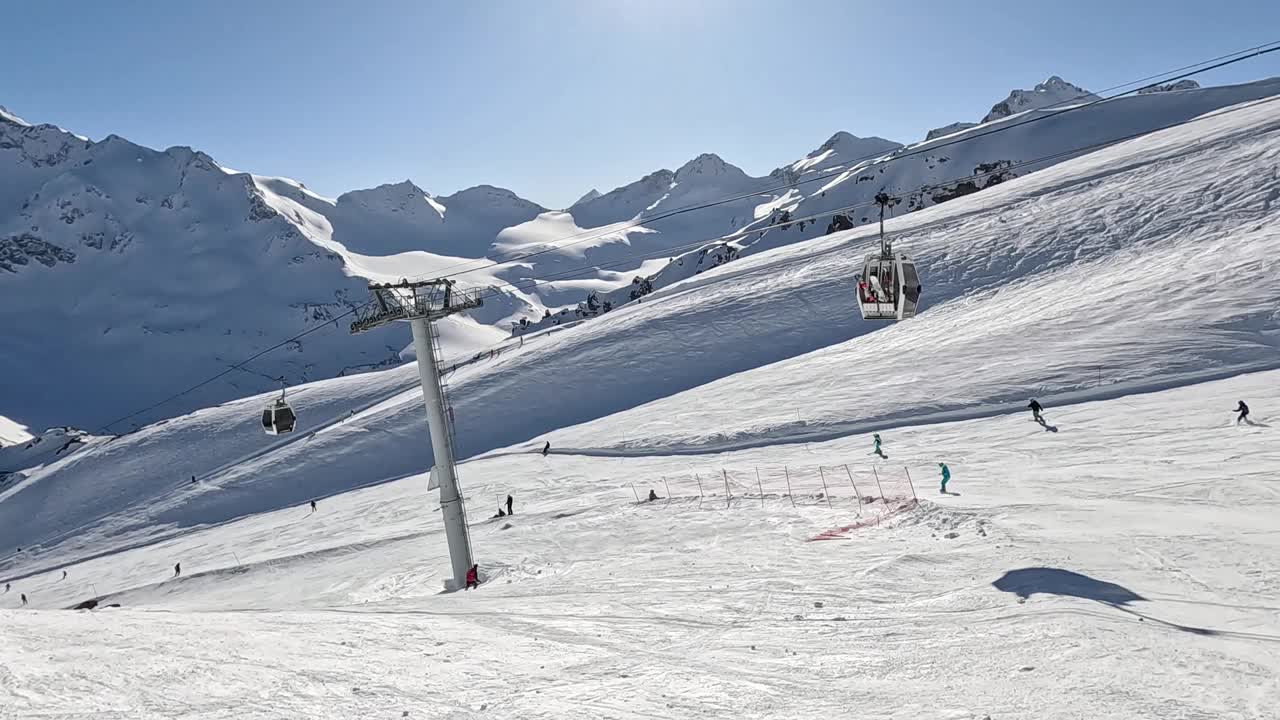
2, 371, 1277, 718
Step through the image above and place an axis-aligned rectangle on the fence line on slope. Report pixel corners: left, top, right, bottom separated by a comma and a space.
623, 460, 926, 514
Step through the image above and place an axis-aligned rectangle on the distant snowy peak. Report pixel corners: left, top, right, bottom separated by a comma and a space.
791, 132, 903, 173
982, 76, 1100, 123
162, 145, 219, 171
1138, 79, 1201, 95
635, 168, 677, 188
674, 153, 748, 182
437, 184, 545, 214
0, 105, 30, 127
580, 169, 674, 209
571, 188, 601, 208
336, 180, 444, 220
818, 131, 902, 157
925, 122, 978, 141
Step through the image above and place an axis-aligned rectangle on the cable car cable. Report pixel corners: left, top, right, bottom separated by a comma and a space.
409, 41, 1280, 283
97, 306, 364, 433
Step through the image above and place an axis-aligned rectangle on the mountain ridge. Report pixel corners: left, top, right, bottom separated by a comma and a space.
6, 74, 1280, 430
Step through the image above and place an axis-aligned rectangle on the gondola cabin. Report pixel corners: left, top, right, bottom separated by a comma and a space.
857, 253, 921, 321
262, 398, 297, 435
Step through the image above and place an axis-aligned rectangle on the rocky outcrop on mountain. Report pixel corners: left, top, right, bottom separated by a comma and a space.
1137, 79, 1200, 95
0, 233, 76, 272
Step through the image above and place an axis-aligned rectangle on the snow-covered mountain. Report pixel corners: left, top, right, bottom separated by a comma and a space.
981, 75, 1101, 122
2, 89, 1280, 719
4, 75, 1280, 433
0, 111, 427, 431
568, 187, 601, 208
8, 90, 1279, 556
515, 76, 1280, 334
925, 121, 978, 141
923, 75, 1100, 142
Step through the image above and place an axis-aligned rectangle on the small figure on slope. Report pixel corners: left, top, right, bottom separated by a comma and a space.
1028, 398, 1044, 423
648, 488, 659, 502
310, 499, 317, 513
506, 494, 514, 516
541, 441, 551, 456
872, 433, 887, 459
1235, 400, 1250, 425
492, 507, 506, 519
938, 462, 951, 494
21, 593, 27, 606
173, 562, 181, 578
465, 564, 479, 590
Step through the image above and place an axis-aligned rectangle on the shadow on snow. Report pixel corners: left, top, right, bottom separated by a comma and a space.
992, 567, 1280, 643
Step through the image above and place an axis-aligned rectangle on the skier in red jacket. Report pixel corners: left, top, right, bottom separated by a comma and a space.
465, 564, 479, 590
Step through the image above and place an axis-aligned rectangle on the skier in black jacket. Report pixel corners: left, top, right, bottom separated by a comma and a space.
1235, 401, 1250, 424
1028, 399, 1044, 422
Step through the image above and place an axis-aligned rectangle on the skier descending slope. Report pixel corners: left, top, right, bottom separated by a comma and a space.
872, 433, 887, 459
1235, 400, 1250, 424
1028, 399, 1044, 423
939, 462, 951, 494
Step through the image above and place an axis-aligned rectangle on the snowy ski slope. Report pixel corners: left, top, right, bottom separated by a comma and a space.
2, 93, 1278, 572
2, 369, 1277, 718
1, 92, 1279, 719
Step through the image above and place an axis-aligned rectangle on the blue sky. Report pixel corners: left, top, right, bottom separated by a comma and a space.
3, 0, 1278, 208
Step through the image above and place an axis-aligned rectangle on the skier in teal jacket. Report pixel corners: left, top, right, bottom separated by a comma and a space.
873, 433, 885, 458
939, 462, 951, 493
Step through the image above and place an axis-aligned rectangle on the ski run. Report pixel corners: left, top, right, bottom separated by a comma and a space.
3, 88, 1280, 718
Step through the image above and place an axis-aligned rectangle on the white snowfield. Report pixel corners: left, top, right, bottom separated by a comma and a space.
2, 95, 1280, 717
1, 371, 1277, 718
0, 415, 33, 446
2, 93, 1278, 562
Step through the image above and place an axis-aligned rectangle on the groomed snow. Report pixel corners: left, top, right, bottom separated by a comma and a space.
2, 370, 1276, 718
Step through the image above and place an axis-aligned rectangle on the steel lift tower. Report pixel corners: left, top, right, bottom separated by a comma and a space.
351, 279, 482, 590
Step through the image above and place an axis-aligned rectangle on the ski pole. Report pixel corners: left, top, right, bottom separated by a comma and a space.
755, 467, 764, 508
818, 467, 832, 509
843, 464, 863, 515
